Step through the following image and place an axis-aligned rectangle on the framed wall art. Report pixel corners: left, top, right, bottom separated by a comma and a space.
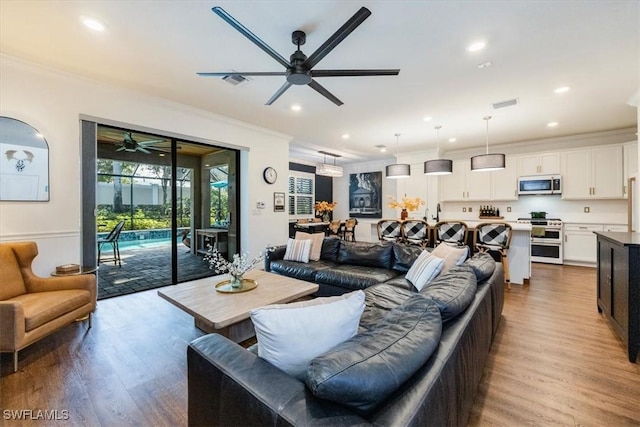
274, 192, 285, 212
348, 171, 382, 218
0, 116, 50, 201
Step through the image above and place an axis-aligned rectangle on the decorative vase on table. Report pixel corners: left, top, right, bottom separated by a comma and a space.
230, 274, 244, 289
401, 209, 408, 220
322, 212, 331, 222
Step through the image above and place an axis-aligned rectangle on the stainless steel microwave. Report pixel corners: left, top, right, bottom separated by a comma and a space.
518, 175, 562, 195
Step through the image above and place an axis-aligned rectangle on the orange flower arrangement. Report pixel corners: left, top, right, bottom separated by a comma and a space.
314, 200, 337, 213
387, 195, 424, 212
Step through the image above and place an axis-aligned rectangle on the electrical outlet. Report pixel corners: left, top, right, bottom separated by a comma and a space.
584, 206, 590, 213
507, 207, 512, 213
462, 207, 467, 213
468, 207, 473, 212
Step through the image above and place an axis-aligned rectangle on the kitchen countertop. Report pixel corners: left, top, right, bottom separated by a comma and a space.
439, 219, 532, 232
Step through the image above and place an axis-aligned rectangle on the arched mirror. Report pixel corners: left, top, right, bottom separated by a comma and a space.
0, 116, 50, 201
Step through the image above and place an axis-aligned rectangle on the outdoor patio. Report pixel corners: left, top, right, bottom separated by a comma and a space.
97, 243, 212, 299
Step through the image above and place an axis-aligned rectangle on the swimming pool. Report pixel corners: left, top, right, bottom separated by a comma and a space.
98, 228, 187, 251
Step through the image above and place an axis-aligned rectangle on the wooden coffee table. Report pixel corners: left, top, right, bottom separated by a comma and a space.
158, 270, 318, 343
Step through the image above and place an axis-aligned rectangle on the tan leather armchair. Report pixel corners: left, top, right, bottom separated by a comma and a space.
0, 241, 96, 372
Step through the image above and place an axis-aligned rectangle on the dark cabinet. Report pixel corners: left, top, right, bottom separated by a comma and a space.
595, 232, 639, 363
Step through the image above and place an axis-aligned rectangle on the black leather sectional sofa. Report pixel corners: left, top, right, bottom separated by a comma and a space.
187, 237, 504, 426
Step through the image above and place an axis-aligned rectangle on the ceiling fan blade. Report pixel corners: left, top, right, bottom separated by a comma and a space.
212, 7, 291, 69
138, 139, 166, 145
265, 82, 293, 105
137, 146, 151, 154
197, 72, 286, 77
308, 80, 343, 106
303, 7, 371, 70
115, 146, 125, 152
312, 69, 400, 77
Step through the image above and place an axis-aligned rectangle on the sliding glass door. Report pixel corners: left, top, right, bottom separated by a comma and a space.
82, 121, 239, 299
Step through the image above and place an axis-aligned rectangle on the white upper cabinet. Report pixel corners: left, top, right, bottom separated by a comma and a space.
440, 157, 515, 202
623, 142, 638, 198
518, 152, 560, 176
440, 159, 490, 201
561, 145, 624, 199
491, 155, 519, 201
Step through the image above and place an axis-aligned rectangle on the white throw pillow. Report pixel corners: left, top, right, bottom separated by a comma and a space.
250, 290, 365, 380
294, 231, 324, 261
283, 238, 312, 263
432, 242, 469, 275
405, 251, 445, 291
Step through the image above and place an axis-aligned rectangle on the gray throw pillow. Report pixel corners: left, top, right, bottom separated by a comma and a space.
305, 295, 442, 414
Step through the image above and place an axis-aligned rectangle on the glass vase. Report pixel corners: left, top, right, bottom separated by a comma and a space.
230, 274, 244, 289
401, 209, 408, 220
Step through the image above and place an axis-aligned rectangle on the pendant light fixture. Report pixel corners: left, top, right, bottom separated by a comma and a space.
470, 116, 505, 172
316, 150, 343, 177
424, 125, 453, 175
385, 133, 411, 179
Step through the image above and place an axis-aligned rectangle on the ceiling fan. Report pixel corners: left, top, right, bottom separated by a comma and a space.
197, 6, 400, 106
113, 132, 168, 154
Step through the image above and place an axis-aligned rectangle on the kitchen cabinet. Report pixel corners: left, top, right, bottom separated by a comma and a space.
564, 223, 601, 264
440, 157, 516, 202
595, 232, 639, 363
623, 142, 638, 199
440, 159, 491, 202
561, 146, 623, 199
491, 155, 519, 201
518, 152, 560, 176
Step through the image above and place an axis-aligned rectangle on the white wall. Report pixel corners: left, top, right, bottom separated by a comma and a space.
0, 55, 290, 275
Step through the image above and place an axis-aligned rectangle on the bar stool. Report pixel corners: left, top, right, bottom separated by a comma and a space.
401, 219, 430, 248
434, 221, 468, 246
342, 218, 358, 241
377, 219, 402, 242
473, 222, 513, 289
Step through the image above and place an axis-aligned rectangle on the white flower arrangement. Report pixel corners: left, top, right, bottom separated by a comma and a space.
204, 247, 264, 279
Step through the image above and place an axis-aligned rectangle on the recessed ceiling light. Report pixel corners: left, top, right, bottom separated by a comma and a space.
375, 144, 387, 152
158, 153, 165, 157
423, 116, 432, 122
342, 134, 350, 139
554, 86, 570, 94
448, 138, 457, 143
467, 41, 486, 52
81, 16, 105, 32
547, 121, 559, 127
291, 104, 301, 111
477, 61, 492, 69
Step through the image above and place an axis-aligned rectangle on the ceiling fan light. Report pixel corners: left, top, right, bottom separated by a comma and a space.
424, 159, 453, 175
385, 163, 411, 179
316, 163, 344, 177
470, 153, 505, 171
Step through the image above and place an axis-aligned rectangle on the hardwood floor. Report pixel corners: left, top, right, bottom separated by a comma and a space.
1, 263, 639, 426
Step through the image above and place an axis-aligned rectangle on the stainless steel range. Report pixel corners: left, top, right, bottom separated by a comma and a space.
516, 218, 564, 264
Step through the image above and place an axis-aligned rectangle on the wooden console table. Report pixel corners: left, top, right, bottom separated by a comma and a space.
595, 231, 639, 363
195, 228, 228, 255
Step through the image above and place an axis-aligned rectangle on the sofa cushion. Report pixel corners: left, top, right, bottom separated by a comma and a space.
337, 241, 394, 269
319, 237, 341, 262
315, 265, 400, 291
464, 252, 496, 281
0, 246, 27, 300
294, 231, 325, 261
250, 290, 365, 380
306, 294, 442, 414
432, 242, 468, 275
284, 238, 312, 263
269, 260, 337, 282
420, 265, 477, 321
405, 251, 444, 291
11, 290, 91, 331
391, 244, 423, 273
359, 283, 415, 331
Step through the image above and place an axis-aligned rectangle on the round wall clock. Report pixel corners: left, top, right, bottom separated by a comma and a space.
263, 167, 277, 184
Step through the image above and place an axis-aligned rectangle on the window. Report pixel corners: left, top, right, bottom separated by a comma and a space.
288, 172, 314, 217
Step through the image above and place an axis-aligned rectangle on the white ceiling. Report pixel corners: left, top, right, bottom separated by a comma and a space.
1, 1, 638, 164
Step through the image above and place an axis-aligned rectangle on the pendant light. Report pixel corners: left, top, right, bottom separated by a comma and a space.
424, 125, 453, 175
385, 133, 411, 179
316, 151, 343, 177
470, 116, 505, 172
